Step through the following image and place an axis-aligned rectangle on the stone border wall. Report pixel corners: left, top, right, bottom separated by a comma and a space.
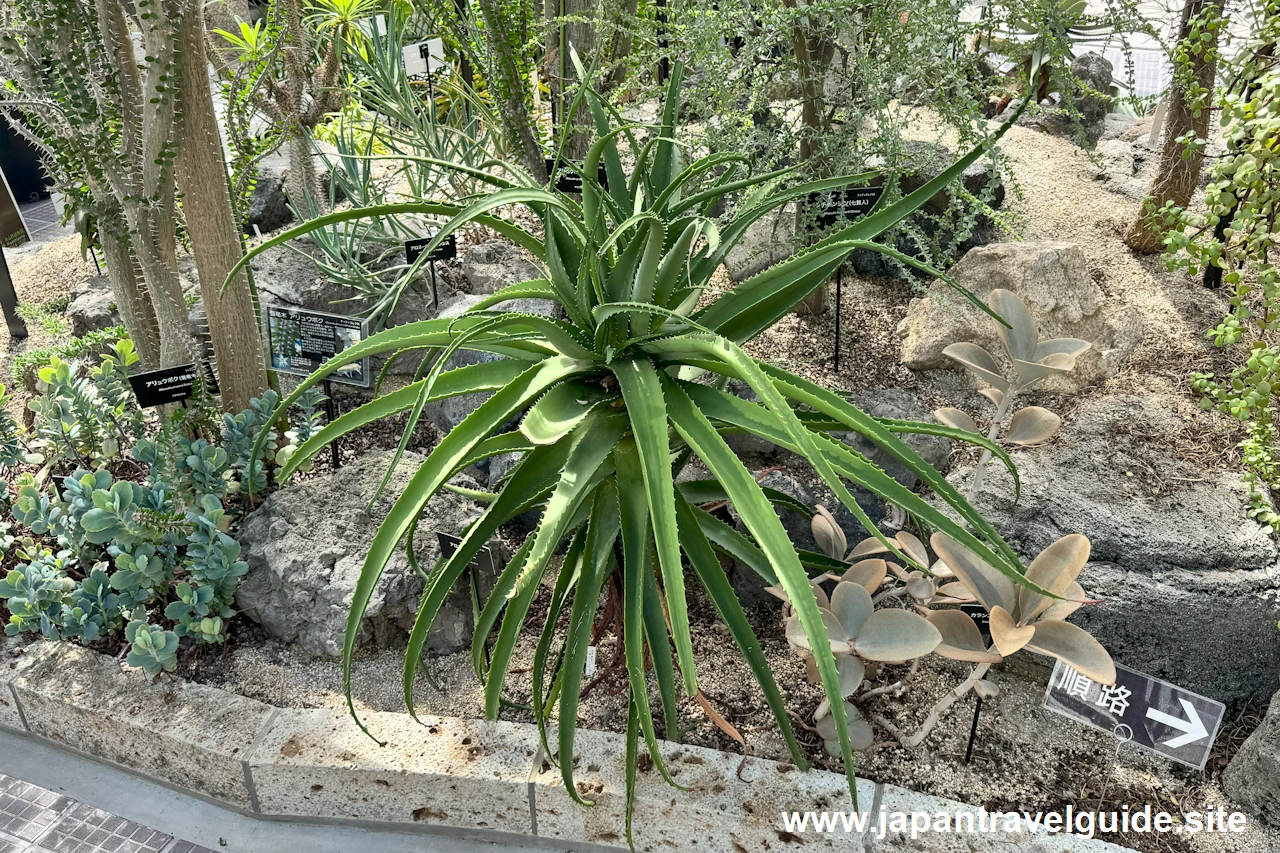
1, 642, 1128, 852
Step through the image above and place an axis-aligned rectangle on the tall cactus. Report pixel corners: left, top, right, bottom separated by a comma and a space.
175, 0, 268, 411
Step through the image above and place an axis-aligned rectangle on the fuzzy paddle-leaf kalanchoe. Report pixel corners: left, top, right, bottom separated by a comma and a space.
232, 58, 1044, 832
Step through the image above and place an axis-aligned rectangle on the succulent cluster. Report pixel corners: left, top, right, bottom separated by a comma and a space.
785, 522, 1114, 750
0, 344, 314, 676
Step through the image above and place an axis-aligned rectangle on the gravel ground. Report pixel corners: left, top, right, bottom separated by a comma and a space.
9, 111, 1273, 852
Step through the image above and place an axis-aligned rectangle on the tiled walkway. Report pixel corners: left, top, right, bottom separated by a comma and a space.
0, 776, 213, 853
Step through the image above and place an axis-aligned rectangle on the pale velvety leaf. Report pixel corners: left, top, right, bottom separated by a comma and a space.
1034, 338, 1091, 361
819, 608, 853, 654
895, 531, 930, 567
853, 609, 942, 662
847, 537, 889, 560
1024, 620, 1116, 684
934, 581, 976, 602
925, 609, 1002, 663
906, 575, 936, 602
886, 561, 910, 581
811, 504, 847, 560
813, 580, 831, 611
830, 582, 874, 639
929, 533, 1016, 614
974, 680, 1000, 700
1006, 407, 1062, 446
1039, 581, 1088, 623
933, 407, 979, 433
930, 558, 955, 579
1017, 534, 1091, 624
840, 559, 888, 593
988, 289, 1038, 363
785, 616, 810, 651
836, 654, 866, 697
942, 343, 1011, 392
814, 698, 831, 721
817, 702, 873, 751
764, 584, 789, 603
978, 387, 1005, 409
989, 605, 1035, 656
1013, 353, 1076, 386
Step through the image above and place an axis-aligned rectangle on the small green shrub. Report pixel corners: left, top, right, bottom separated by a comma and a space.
0, 340, 316, 677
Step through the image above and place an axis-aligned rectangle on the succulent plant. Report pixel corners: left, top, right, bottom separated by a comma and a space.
930, 531, 1113, 683
775, 525, 1114, 750
936, 288, 1090, 495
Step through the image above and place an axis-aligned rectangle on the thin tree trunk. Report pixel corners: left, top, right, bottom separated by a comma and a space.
175, 0, 269, 411
1123, 0, 1224, 254
98, 223, 161, 367
478, 0, 547, 180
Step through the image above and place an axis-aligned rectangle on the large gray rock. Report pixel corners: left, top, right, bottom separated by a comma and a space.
1224, 690, 1280, 825
1020, 52, 1114, 146
66, 275, 120, 336
949, 394, 1280, 710
243, 149, 344, 235
897, 242, 1143, 393
421, 293, 565, 434
237, 451, 490, 657
461, 240, 542, 294
839, 387, 952, 490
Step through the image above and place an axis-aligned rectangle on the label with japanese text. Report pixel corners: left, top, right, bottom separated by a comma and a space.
1044, 660, 1226, 770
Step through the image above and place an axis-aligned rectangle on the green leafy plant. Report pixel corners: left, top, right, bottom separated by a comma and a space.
232, 60, 1046, 831
1163, 1, 1280, 531
0, 348, 293, 677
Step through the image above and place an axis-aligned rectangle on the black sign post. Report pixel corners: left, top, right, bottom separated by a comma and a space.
1044, 661, 1226, 770
0, 169, 29, 340
264, 306, 371, 472
405, 232, 457, 308
437, 532, 502, 666
806, 186, 885, 373
960, 602, 992, 764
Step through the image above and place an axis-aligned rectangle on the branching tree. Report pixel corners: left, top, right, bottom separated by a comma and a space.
2, 0, 268, 409
1, 0, 197, 369
1124, 0, 1225, 253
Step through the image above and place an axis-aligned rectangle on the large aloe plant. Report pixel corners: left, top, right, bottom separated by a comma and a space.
230, 61, 1043, 827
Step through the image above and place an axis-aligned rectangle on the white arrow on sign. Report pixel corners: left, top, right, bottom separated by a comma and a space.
1145, 699, 1209, 748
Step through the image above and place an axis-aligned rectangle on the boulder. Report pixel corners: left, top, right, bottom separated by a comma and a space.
1224, 690, 1280, 825
897, 242, 1143, 393
948, 394, 1280, 710
461, 240, 542, 294
839, 387, 952, 490
1020, 52, 1114, 146
237, 451, 491, 657
421, 293, 566, 434
243, 149, 345, 235
66, 275, 120, 336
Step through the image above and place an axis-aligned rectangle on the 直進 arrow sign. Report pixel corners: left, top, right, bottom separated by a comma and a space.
1043, 660, 1225, 770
